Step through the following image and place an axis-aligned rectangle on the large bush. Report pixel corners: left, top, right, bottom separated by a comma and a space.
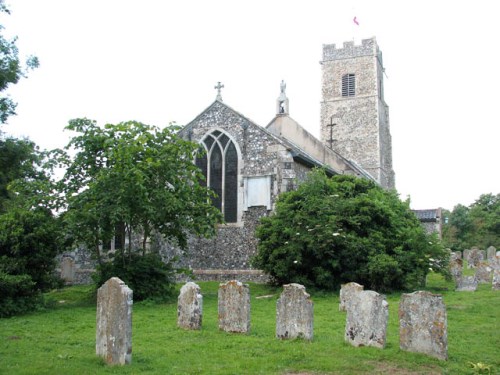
253, 170, 448, 292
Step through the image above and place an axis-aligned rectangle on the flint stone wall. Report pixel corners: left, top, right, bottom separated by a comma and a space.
339, 282, 364, 312
276, 283, 314, 340
345, 290, 388, 348
218, 280, 251, 333
399, 291, 448, 361
96, 277, 133, 365
177, 282, 203, 330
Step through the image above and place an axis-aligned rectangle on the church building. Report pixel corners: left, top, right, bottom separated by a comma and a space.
171, 37, 395, 281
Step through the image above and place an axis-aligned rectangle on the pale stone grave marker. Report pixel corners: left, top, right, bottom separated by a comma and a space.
276, 283, 313, 340
492, 270, 500, 291
399, 291, 448, 361
218, 280, 250, 334
449, 258, 462, 281
96, 277, 133, 365
177, 282, 203, 330
486, 246, 496, 260
339, 282, 364, 312
455, 276, 478, 291
475, 262, 492, 284
345, 290, 388, 349
467, 248, 484, 269
60, 256, 75, 284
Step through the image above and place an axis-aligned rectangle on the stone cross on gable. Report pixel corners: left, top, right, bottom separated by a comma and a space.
215, 81, 224, 101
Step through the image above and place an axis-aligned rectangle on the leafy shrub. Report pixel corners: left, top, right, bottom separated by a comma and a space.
93, 253, 176, 302
253, 170, 449, 292
0, 271, 42, 317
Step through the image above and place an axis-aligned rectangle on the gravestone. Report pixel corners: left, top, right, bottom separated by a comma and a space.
492, 270, 500, 291
454, 251, 462, 260
489, 255, 500, 271
218, 280, 250, 333
463, 249, 471, 263
177, 282, 203, 330
467, 248, 484, 269
486, 246, 496, 260
455, 276, 478, 291
60, 256, 75, 284
96, 277, 133, 365
449, 258, 463, 281
345, 290, 388, 349
475, 262, 492, 284
276, 283, 313, 340
339, 282, 364, 312
399, 291, 448, 361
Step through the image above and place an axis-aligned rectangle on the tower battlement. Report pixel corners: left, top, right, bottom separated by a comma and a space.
322, 37, 378, 61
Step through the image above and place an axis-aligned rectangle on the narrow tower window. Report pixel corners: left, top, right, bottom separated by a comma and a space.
195, 131, 238, 223
342, 74, 355, 97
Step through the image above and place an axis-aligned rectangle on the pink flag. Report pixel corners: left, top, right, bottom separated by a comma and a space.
353, 16, 359, 26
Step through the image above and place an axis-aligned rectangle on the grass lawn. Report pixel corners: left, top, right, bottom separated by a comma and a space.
0, 274, 499, 374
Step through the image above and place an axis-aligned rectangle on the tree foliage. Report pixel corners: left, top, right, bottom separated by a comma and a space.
253, 170, 448, 292
57, 119, 222, 300
0, 2, 39, 124
442, 193, 500, 251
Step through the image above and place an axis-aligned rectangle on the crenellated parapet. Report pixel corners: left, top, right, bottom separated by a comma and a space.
322, 37, 378, 61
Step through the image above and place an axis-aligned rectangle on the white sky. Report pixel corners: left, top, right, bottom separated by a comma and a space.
2, 0, 499, 211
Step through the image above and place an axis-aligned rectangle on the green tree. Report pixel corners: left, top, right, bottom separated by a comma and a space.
0, 1, 39, 124
443, 193, 500, 250
253, 169, 448, 292
57, 118, 222, 300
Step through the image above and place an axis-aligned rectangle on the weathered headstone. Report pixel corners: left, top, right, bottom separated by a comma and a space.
60, 256, 75, 284
218, 280, 250, 333
467, 248, 484, 269
399, 291, 448, 361
489, 256, 500, 271
492, 270, 500, 291
276, 283, 313, 340
345, 290, 388, 349
475, 262, 492, 284
449, 258, 463, 281
177, 282, 203, 330
455, 276, 478, 291
486, 246, 496, 260
454, 251, 462, 260
339, 282, 364, 312
96, 277, 133, 365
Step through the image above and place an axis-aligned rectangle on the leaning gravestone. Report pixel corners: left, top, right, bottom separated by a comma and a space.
492, 270, 500, 291
399, 291, 448, 361
96, 277, 133, 365
177, 282, 203, 330
455, 276, 478, 291
276, 283, 313, 340
475, 262, 492, 284
345, 290, 388, 349
449, 258, 463, 281
339, 282, 364, 312
218, 280, 250, 334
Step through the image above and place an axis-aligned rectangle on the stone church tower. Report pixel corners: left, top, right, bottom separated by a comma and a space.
320, 37, 395, 189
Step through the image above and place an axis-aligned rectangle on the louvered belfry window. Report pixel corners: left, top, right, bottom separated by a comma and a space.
342, 73, 355, 97
195, 130, 238, 223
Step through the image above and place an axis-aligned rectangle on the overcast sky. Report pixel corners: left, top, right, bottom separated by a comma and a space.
2, 0, 499, 211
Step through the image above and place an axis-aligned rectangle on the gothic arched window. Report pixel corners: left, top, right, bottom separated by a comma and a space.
195, 130, 238, 223
342, 73, 355, 97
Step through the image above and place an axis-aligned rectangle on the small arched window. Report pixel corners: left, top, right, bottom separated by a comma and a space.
195, 130, 238, 223
342, 73, 355, 97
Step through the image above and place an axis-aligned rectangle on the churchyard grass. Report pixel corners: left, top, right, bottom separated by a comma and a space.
1, 275, 499, 374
